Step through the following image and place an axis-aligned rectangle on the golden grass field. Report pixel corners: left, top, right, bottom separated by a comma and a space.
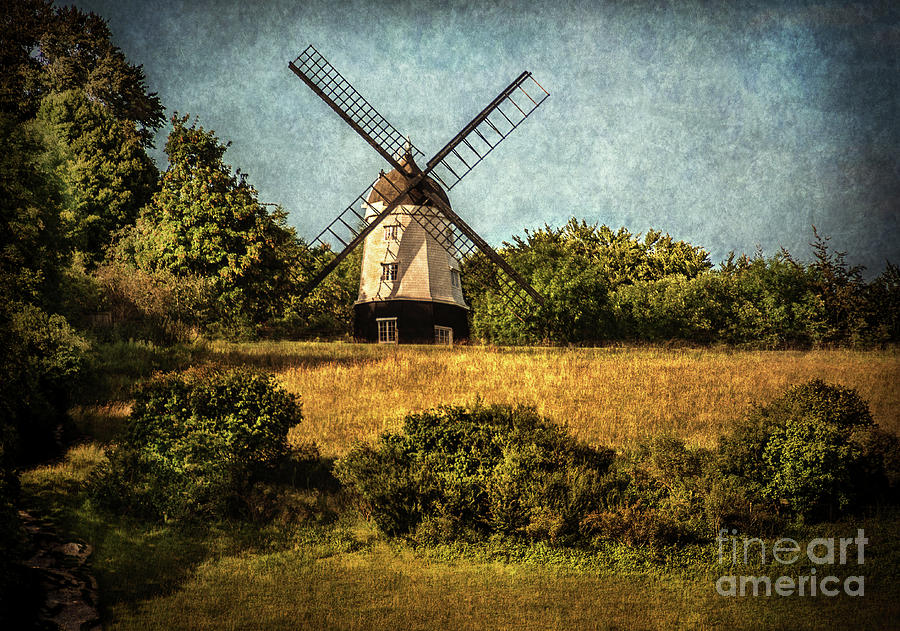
200, 342, 900, 457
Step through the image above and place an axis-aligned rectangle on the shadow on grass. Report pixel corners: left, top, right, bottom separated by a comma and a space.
205, 349, 368, 372
21, 445, 349, 622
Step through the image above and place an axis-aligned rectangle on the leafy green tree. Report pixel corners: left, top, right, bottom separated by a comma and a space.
507, 219, 712, 290
0, 112, 67, 306
274, 242, 360, 338
2, 0, 164, 141
720, 251, 826, 346
0, 0, 53, 119
467, 218, 710, 344
718, 379, 897, 521
121, 115, 296, 333
808, 227, 870, 343
2, 1, 164, 263
36, 90, 158, 261
865, 262, 900, 342
470, 239, 610, 344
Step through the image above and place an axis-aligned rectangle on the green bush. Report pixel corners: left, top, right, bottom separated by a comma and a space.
718, 379, 897, 521
578, 436, 714, 545
335, 404, 614, 542
1, 302, 90, 465
91, 368, 302, 521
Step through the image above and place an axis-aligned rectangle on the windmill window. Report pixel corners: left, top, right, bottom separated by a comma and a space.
377, 318, 397, 344
434, 326, 453, 346
384, 225, 399, 241
382, 262, 398, 281
450, 269, 461, 288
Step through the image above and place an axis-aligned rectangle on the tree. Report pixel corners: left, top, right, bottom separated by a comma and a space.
0, 0, 52, 119
0, 112, 67, 306
467, 218, 710, 344
2, 0, 164, 142
122, 115, 296, 332
36, 90, 158, 261
865, 262, 900, 342
808, 227, 869, 343
2, 1, 164, 263
275, 242, 360, 338
506, 219, 711, 290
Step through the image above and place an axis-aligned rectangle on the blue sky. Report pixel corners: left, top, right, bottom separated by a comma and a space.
73, 0, 898, 273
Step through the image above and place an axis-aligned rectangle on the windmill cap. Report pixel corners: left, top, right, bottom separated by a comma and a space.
367, 150, 451, 208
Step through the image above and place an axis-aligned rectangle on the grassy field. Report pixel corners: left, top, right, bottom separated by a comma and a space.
31, 342, 900, 630
205, 342, 900, 457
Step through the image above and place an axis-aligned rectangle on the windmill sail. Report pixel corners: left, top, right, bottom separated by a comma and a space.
289, 45, 424, 171
425, 72, 548, 192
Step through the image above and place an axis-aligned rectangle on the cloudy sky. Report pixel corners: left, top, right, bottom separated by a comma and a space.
74, 0, 898, 273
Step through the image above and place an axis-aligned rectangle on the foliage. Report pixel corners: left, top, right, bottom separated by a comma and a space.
865, 262, 900, 342
0, 112, 68, 306
268, 242, 360, 339
718, 379, 898, 521
114, 115, 298, 336
808, 227, 869, 343
611, 252, 828, 346
90, 262, 214, 343
0, 301, 90, 466
336, 403, 614, 541
91, 368, 303, 521
0, 434, 29, 628
35, 90, 158, 262
2, 0, 164, 140
467, 218, 895, 347
509, 220, 713, 290
467, 218, 712, 344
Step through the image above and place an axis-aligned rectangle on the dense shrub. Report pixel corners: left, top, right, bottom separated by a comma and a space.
91, 368, 302, 521
338, 385, 900, 550
718, 379, 898, 521
1, 302, 90, 465
579, 436, 716, 546
335, 404, 614, 542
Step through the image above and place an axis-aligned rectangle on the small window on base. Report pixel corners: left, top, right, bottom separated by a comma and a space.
434, 326, 452, 346
377, 318, 397, 344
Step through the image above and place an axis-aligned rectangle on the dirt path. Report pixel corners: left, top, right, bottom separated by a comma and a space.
20, 510, 101, 630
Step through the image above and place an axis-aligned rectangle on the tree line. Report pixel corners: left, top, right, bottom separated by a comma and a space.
466, 219, 899, 347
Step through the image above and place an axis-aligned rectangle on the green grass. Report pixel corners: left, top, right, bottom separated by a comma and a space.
22, 342, 900, 629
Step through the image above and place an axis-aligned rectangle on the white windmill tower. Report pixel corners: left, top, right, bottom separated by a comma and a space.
355, 147, 468, 344
288, 46, 548, 344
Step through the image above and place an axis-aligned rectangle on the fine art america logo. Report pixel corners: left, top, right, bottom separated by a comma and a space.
715, 528, 867, 597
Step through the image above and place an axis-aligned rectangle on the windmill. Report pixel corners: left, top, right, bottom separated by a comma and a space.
288, 45, 548, 344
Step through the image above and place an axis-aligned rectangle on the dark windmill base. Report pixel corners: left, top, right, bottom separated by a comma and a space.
354, 300, 470, 344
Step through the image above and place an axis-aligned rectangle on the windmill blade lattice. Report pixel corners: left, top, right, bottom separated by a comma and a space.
404, 204, 538, 319
289, 45, 425, 169
301, 171, 433, 296
425, 72, 548, 192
